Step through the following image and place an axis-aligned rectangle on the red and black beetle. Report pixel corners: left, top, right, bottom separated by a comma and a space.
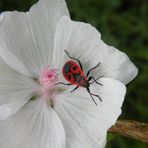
57, 50, 103, 105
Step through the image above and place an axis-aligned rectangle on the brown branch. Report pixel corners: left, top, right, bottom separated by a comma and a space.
108, 120, 148, 143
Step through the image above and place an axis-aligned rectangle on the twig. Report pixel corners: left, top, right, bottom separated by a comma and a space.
108, 120, 148, 143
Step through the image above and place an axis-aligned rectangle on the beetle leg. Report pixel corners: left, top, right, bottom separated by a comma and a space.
86, 62, 101, 77
70, 86, 79, 93
88, 76, 103, 86
94, 76, 104, 81
64, 50, 83, 71
55, 82, 72, 86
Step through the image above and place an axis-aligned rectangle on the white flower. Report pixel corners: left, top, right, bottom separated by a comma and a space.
0, 0, 138, 148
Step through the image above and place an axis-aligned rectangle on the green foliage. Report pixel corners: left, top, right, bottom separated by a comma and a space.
0, 0, 148, 147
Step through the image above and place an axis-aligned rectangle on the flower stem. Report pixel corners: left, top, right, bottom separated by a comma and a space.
108, 120, 148, 143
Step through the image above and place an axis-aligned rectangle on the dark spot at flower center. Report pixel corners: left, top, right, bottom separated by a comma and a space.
47, 74, 52, 78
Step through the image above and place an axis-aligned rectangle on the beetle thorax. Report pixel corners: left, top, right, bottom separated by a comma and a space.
82, 80, 90, 88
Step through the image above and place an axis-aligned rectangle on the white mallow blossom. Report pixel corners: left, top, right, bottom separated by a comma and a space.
0, 0, 138, 148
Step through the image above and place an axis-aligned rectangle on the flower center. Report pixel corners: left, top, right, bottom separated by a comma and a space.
39, 65, 58, 90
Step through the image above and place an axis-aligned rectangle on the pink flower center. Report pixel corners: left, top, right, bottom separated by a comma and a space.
39, 66, 58, 90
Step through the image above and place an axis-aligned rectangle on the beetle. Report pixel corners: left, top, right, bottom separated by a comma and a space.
57, 50, 103, 105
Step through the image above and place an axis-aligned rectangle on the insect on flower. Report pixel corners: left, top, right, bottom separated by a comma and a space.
57, 50, 103, 105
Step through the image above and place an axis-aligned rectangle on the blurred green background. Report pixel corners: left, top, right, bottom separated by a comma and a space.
0, 0, 148, 147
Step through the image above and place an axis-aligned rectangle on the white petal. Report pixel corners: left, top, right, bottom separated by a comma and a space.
97, 42, 138, 84
53, 16, 138, 84
0, 0, 69, 77
53, 16, 101, 70
0, 11, 39, 77
54, 78, 126, 148
0, 43, 32, 77
0, 100, 65, 148
28, 0, 70, 68
0, 57, 39, 120
0, 105, 10, 120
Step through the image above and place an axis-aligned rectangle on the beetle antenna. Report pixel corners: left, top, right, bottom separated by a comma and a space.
86, 87, 98, 105
90, 93, 102, 102
89, 93, 98, 105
